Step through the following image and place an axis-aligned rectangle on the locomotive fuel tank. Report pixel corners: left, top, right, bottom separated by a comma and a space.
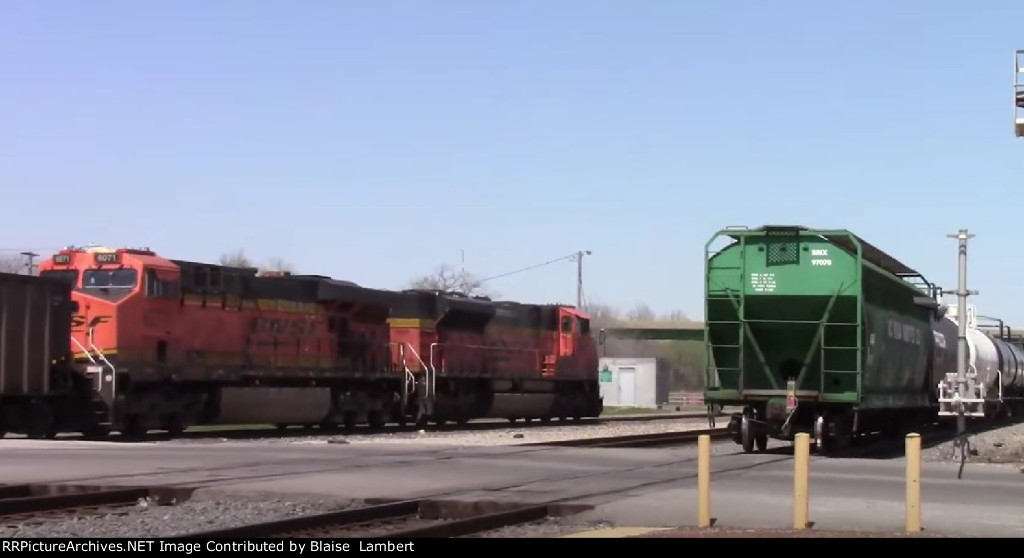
215, 387, 333, 426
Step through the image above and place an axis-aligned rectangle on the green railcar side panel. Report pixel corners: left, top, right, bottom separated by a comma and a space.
704, 227, 935, 411
860, 268, 934, 409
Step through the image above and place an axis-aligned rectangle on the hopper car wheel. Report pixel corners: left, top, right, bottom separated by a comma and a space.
813, 415, 836, 455
755, 433, 768, 451
26, 402, 57, 440
367, 411, 385, 429
740, 413, 755, 453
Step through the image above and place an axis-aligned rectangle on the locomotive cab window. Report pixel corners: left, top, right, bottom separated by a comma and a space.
83, 268, 137, 289
578, 317, 590, 335
145, 269, 180, 299
561, 316, 574, 334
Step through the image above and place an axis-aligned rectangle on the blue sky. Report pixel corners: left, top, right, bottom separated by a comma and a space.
3, 1, 1024, 323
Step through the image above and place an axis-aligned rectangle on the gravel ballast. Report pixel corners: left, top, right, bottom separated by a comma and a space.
3, 490, 361, 538
921, 420, 1024, 465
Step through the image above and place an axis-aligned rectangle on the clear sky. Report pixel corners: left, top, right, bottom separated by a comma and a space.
3, 1, 1024, 323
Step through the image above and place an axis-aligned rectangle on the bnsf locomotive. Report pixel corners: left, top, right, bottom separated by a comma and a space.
1, 245, 601, 438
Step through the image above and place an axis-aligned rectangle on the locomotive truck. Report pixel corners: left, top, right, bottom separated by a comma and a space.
702, 225, 959, 454
18, 245, 601, 438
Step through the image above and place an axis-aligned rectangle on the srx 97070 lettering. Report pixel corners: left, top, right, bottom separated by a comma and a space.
810, 248, 832, 266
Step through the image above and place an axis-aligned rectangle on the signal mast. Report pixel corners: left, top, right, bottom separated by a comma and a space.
1015, 50, 1024, 137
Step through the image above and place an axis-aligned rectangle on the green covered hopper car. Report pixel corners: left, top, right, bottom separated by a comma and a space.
702, 226, 957, 454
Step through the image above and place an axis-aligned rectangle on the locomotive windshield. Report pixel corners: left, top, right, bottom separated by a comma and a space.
83, 269, 137, 289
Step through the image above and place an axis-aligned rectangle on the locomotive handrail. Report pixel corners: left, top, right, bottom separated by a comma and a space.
391, 341, 433, 408
87, 326, 117, 406
71, 336, 97, 364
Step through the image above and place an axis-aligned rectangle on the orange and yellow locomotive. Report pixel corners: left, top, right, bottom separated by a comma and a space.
35, 246, 602, 437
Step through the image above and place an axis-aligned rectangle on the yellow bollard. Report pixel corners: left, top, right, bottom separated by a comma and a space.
905, 433, 921, 532
793, 432, 810, 529
697, 434, 711, 528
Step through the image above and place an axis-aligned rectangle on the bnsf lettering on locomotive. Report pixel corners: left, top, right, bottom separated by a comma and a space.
251, 317, 311, 336
887, 319, 921, 345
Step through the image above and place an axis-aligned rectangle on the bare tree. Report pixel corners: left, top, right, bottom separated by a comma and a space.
626, 303, 656, 322
0, 255, 23, 274
219, 250, 254, 268
409, 264, 496, 297
261, 257, 294, 274
219, 250, 294, 276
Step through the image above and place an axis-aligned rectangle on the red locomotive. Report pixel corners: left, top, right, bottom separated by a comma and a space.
28, 245, 602, 437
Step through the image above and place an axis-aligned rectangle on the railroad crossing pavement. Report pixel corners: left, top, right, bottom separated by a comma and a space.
1, 438, 1022, 537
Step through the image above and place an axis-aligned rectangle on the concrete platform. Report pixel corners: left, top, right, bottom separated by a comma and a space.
2, 438, 1022, 537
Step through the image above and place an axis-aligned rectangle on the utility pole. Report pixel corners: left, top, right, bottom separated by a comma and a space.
943, 229, 977, 475
20, 251, 38, 276
575, 250, 591, 309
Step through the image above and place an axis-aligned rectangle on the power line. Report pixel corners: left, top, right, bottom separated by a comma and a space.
477, 252, 582, 284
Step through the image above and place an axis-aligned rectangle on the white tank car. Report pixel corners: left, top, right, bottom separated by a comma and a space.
945, 305, 1024, 393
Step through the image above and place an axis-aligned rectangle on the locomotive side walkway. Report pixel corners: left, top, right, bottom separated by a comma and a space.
1, 438, 1021, 538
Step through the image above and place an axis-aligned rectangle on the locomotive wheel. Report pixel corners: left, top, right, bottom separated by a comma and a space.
540, 417, 551, 424
120, 416, 147, 438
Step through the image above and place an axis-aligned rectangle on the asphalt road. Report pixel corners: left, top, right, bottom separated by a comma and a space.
1, 437, 1020, 537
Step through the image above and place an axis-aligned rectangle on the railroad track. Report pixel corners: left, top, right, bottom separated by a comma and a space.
0, 484, 188, 524
522, 427, 730, 448
174, 499, 564, 539
45, 411, 722, 443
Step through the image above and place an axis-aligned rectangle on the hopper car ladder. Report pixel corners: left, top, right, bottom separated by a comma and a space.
1015, 50, 1024, 138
